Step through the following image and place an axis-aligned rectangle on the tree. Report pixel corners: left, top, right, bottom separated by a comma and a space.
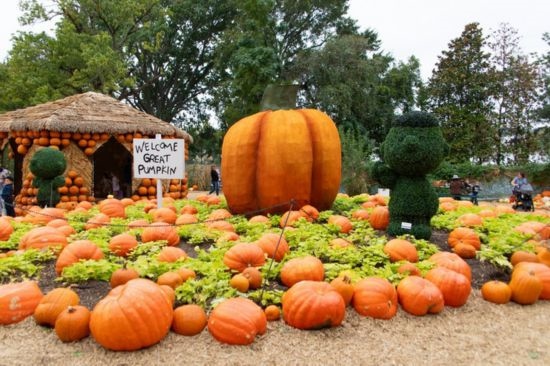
212, 0, 350, 129
426, 23, 494, 164
288, 31, 422, 145
535, 32, 550, 161
488, 23, 542, 165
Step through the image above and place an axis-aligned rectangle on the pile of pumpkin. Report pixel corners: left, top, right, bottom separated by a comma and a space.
0, 194, 549, 350
132, 177, 189, 201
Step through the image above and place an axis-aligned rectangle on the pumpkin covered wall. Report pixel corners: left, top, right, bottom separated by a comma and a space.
221, 109, 341, 214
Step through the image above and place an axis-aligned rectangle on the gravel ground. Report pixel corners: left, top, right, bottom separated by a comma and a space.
1, 292, 549, 366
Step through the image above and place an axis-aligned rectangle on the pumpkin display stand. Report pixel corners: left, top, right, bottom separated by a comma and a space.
0, 92, 193, 214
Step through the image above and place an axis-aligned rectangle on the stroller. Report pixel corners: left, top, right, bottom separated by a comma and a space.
512, 183, 535, 212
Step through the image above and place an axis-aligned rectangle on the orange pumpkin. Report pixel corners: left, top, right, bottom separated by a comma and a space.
18, 226, 68, 251
328, 215, 353, 233
108, 233, 138, 257
152, 207, 178, 224
429, 252, 472, 282
157, 246, 188, 263
222, 243, 266, 272
0, 281, 44, 325
34, 287, 80, 327
330, 275, 355, 306
54, 305, 91, 342
99, 198, 126, 218
509, 268, 542, 305
141, 223, 180, 246
425, 267, 471, 307
481, 281, 511, 304
397, 276, 444, 316
90, 279, 173, 351
352, 277, 397, 319
383, 239, 418, 263
447, 227, 481, 250
221, 109, 341, 215
282, 280, 345, 330
55, 240, 104, 275
280, 255, 324, 287
172, 304, 207, 336
255, 232, 289, 261
110, 267, 140, 288
208, 297, 266, 345
0, 217, 14, 241
368, 206, 390, 230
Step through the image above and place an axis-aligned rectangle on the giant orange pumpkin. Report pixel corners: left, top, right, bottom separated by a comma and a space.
221, 109, 341, 214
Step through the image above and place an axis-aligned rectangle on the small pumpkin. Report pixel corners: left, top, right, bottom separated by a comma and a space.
229, 274, 250, 292
157, 246, 188, 263
480, 281, 511, 304
34, 287, 80, 327
352, 277, 397, 319
152, 207, 178, 224
208, 297, 266, 345
0, 217, 14, 241
510, 251, 538, 266
264, 305, 281, 321
242, 267, 263, 289
368, 206, 390, 230
452, 243, 477, 259
172, 304, 207, 336
98, 198, 126, 218
157, 272, 184, 289
330, 275, 355, 306
54, 305, 91, 342
282, 280, 345, 330
110, 267, 140, 288
327, 215, 353, 233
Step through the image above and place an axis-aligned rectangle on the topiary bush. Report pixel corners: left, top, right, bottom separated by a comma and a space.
370, 111, 449, 239
30, 148, 67, 207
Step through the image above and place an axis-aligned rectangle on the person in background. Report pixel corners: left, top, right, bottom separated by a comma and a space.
111, 173, 123, 199
0, 167, 11, 215
449, 174, 468, 201
1, 176, 15, 217
511, 172, 528, 194
209, 165, 220, 196
470, 180, 481, 205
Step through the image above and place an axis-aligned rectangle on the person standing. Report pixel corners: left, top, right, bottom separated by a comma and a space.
0, 167, 11, 215
449, 174, 467, 201
470, 180, 481, 205
209, 165, 220, 196
1, 176, 15, 217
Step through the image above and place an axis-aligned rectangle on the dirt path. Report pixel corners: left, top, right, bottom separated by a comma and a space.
1, 292, 549, 366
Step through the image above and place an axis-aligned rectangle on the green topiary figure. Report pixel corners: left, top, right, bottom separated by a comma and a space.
370, 111, 449, 239
30, 148, 67, 208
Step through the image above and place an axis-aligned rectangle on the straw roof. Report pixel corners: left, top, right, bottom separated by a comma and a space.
0, 92, 192, 142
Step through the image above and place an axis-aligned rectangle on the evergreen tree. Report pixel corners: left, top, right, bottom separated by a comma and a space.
426, 23, 494, 163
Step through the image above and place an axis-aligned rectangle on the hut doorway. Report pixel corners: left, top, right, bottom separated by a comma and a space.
93, 138, 132, 199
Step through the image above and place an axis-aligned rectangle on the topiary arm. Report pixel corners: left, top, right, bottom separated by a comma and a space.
370, 162, 398, 189
52, 175, 66, 189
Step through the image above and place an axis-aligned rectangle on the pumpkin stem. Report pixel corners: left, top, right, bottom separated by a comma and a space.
67, 306, 76, 313
260, 84, 300, 111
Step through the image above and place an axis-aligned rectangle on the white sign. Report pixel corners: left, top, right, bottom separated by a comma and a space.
133, 138, 185, 179
401, 222, 412, 230
378, 188, 390, 197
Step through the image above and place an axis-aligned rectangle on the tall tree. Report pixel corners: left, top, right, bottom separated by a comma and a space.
489, 23, 542, 165
288, 31, 422, 145
5, 0, 239, 126
212, 0, 350, 129
426, 23, 494, 164
535, 32, 550, 161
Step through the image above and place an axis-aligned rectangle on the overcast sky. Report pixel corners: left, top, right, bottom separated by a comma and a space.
0, 0, 548, 80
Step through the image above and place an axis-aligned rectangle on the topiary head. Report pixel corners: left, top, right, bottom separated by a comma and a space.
381, 111, 449, 176
30, 148, 67, 179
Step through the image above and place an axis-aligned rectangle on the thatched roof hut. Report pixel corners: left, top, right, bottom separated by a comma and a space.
0, 92, 192, 141
0, 92, 192, 212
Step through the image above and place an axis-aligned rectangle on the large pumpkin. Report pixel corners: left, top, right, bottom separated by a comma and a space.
90, 279, 173, 351
0, 281, 44, 325
221, 109, 341, 214
207, 297, 266, 345
282, 281, 345, 330
55, 240, 104, 275
352, 277, 398, 319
